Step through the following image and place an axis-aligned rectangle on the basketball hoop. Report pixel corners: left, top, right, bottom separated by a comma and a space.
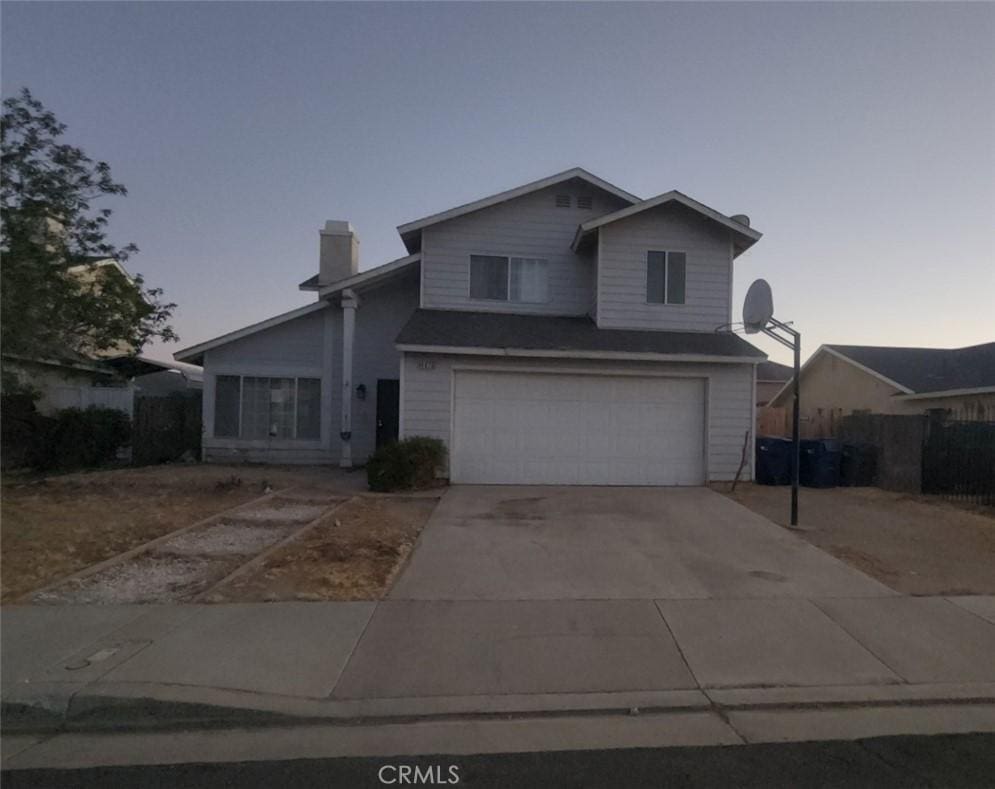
744, 278, 802, 527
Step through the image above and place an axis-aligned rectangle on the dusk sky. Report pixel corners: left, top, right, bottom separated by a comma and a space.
2, 2, 992, 366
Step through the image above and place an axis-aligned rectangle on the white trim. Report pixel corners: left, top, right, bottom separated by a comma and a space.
750, 362, 758, 481
174, 302, 328, 363
767, 345, 915, 408
397, 167, 640, 251
572, 190, 762, 253
398, 352, 407, 439
895, 386, 995, 401
316, 253, 420, 298
397, 344, 761, 365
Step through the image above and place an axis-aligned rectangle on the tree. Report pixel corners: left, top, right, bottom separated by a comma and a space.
1, 88, 177, 393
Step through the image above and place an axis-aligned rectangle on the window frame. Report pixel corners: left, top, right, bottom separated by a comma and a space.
646, 250, 688, 306
468, 253, 551, 305
213, 374, 321, 441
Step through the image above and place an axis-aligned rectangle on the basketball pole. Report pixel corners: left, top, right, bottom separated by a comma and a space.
761, 318, 800, 527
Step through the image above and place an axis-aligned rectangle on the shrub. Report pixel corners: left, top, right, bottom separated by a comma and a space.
28, 406, 131, 471
367, 436, 447, 492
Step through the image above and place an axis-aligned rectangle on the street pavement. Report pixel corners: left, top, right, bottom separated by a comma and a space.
4, 734, 995, 788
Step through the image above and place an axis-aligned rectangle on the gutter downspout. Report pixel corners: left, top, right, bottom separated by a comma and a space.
340, 288, 359, 468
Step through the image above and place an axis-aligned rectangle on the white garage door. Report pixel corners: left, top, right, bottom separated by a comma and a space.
451, 371, 706, 485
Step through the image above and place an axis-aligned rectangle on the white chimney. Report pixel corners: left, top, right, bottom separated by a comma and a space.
319, 220, 359, 286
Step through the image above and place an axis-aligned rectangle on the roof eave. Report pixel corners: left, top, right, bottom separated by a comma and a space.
396, 344, 764, 364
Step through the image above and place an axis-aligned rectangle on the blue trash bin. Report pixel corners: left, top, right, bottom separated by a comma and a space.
756, 437, 793, 485
800, 439, 842, 488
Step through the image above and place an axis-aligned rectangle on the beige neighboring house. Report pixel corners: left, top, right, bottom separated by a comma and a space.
769, 342, 995, 437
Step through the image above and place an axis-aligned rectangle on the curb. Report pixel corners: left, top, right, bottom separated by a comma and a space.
5, 682, 995, 736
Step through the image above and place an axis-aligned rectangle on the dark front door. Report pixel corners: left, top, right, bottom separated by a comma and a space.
375, 379, 400, 448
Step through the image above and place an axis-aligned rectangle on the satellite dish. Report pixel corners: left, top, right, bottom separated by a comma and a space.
743, 279, 773, 334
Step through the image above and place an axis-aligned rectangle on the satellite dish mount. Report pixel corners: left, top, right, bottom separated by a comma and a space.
743, 279, 802, 527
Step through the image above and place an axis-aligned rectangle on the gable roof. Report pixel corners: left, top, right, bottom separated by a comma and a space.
173, 301, 328, 366
571, 191, 762, 256
770, 341, 995, 406
396, 309, 765, 362
396, 167, 640, 253
317, 253, 420, 298
826, 342, 995, 395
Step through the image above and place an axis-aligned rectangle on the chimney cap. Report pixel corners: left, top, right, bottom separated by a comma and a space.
321, 220, 355, 235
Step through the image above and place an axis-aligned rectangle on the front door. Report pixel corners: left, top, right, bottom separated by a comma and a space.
375, 379, 400, 448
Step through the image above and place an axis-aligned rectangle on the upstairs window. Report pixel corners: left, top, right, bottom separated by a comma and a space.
470, 255, 549, 303
646, 251, 686, 305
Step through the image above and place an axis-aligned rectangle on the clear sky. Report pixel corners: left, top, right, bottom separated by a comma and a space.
2, 2, 992, 365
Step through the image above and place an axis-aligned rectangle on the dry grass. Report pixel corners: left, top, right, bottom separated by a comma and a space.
720, 483, 995, 595
211, 496, 439, 602
0, 464, 365, 602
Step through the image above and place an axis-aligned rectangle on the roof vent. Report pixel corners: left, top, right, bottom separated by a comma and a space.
555, 194, 571, 208
577, 195, 593, 210
730, 214, 751, 227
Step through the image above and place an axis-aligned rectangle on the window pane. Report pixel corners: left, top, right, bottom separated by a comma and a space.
214, 375, 240, 437
470, 255, 508, 300
268, 378, 294, 439
510, 258, 549, 303
667, 252, 686, 304
241, 377, 270, 439
296, 378, 321, 439
646, 251, 666, 303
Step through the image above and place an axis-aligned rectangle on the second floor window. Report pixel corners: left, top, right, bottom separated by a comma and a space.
470, 255, 549, 303
646, 251, 687, 305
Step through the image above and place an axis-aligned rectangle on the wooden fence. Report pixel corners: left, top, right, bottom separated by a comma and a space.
131, 394, 202, 466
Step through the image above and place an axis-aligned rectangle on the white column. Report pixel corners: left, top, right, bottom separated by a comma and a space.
339, 289, 359, 467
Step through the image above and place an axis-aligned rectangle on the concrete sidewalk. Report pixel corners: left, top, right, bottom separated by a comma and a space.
3, 596, 995, 737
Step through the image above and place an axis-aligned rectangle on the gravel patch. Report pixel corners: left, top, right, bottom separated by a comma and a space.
154, 522, 297, 557
234, 504, 328, 523
33, 556, 215, 605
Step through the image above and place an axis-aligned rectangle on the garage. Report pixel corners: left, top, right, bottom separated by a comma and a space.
451, 370, 706, 485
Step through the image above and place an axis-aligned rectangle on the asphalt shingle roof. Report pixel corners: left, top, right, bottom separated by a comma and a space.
757, 361, 793, 381
827, 342, 995, 394
396, 310, 765, 359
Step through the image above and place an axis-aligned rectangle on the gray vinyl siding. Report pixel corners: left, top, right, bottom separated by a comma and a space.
346, 272, 420, 460
421, 183, 629, 316
597, 203, 733, 331
401, 353, 755, 481
201, 273, 418, 464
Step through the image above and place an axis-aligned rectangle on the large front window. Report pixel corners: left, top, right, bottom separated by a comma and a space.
214, 375, 321, 439
470, 255, 549, 303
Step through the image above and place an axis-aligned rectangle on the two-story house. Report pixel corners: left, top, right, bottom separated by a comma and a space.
174, 168, 766, 485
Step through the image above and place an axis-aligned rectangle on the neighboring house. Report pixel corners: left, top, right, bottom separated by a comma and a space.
3, 258, 151, 415
175, 168, 766, 485
769, 342, 995, 436
756, 361, 792, 407
2, 352, 134, 415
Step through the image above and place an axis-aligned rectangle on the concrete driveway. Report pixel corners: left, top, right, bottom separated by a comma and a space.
390, 486, 896, 600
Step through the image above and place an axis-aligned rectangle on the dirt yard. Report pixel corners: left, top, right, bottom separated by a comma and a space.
721, 483, 995, 595
0, 464, 367, 602
208, 495, 439, 602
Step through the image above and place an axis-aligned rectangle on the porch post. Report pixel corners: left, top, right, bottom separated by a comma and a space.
340, 289, 359, 468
